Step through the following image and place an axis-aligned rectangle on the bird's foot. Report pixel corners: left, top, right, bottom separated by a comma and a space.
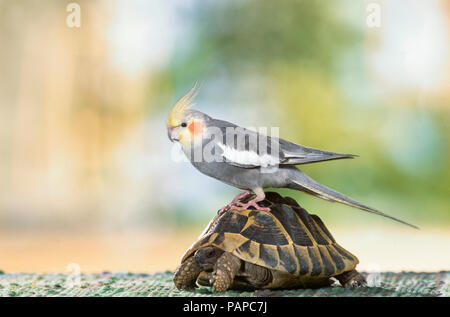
217, 206, 228, 215
234, 197, 271, 212
217, 190, 252, 215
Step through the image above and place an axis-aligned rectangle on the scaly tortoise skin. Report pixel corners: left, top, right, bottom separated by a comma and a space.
173, 192, 366, 292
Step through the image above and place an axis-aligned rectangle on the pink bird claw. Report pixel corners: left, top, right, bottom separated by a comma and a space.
217, 206, 230, 215
218, 190, 271, 213
217, 190, 252, 215
233, 198, 271, 212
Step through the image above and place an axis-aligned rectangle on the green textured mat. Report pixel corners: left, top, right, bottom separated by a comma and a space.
0, 272, 448, 297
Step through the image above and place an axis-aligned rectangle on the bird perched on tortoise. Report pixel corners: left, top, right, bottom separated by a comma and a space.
173, 192, 366, 292
166, 84, 417, 229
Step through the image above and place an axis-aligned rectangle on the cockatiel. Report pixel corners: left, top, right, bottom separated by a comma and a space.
167, 84, 417, 229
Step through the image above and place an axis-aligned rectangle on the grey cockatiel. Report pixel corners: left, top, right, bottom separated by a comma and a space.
167, 85, 417, 228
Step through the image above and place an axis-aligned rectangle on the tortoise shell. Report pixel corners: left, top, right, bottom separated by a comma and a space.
181, 192, 359, 278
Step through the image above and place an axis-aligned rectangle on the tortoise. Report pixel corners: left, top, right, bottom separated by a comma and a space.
173, 192, 366, 292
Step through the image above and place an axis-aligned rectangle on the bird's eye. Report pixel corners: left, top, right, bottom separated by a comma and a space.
181, 122, 187, 128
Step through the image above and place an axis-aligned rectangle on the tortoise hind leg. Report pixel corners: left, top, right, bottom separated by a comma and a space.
211, 252, 241, 292
335, 269, 367, 288
173, 256, 203, 290
242, 262, 273, 288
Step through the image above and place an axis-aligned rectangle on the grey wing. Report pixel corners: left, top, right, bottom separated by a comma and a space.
206, 118, 356, 168
276, 138, 357, 165
206, 118, 282, 168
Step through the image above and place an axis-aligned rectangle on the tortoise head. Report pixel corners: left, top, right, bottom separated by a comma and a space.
194, 247, 224, 270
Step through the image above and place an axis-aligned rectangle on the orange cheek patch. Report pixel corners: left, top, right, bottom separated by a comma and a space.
188, 121, 204, 136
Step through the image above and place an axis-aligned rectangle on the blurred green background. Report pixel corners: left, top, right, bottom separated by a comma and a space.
0, 0, 448, 273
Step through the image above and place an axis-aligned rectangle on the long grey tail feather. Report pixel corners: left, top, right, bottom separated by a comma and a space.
285, 153, 358, 165
289, 171, 419, 229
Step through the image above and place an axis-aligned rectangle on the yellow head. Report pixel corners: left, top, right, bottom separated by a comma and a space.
167, 83, 206, 148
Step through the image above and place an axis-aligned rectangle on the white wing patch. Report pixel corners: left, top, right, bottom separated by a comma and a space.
217, 143, 279, 167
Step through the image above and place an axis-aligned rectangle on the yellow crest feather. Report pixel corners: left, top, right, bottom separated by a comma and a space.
167, 82, 200, 127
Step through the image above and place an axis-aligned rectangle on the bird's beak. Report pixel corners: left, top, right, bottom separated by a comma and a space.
167, 126, 178, 142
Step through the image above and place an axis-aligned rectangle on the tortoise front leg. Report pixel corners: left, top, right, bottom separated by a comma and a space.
173, 256, 203, 290
196, 271, 214, 287
211, 252, 241, 292
335, 269, 367, 288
